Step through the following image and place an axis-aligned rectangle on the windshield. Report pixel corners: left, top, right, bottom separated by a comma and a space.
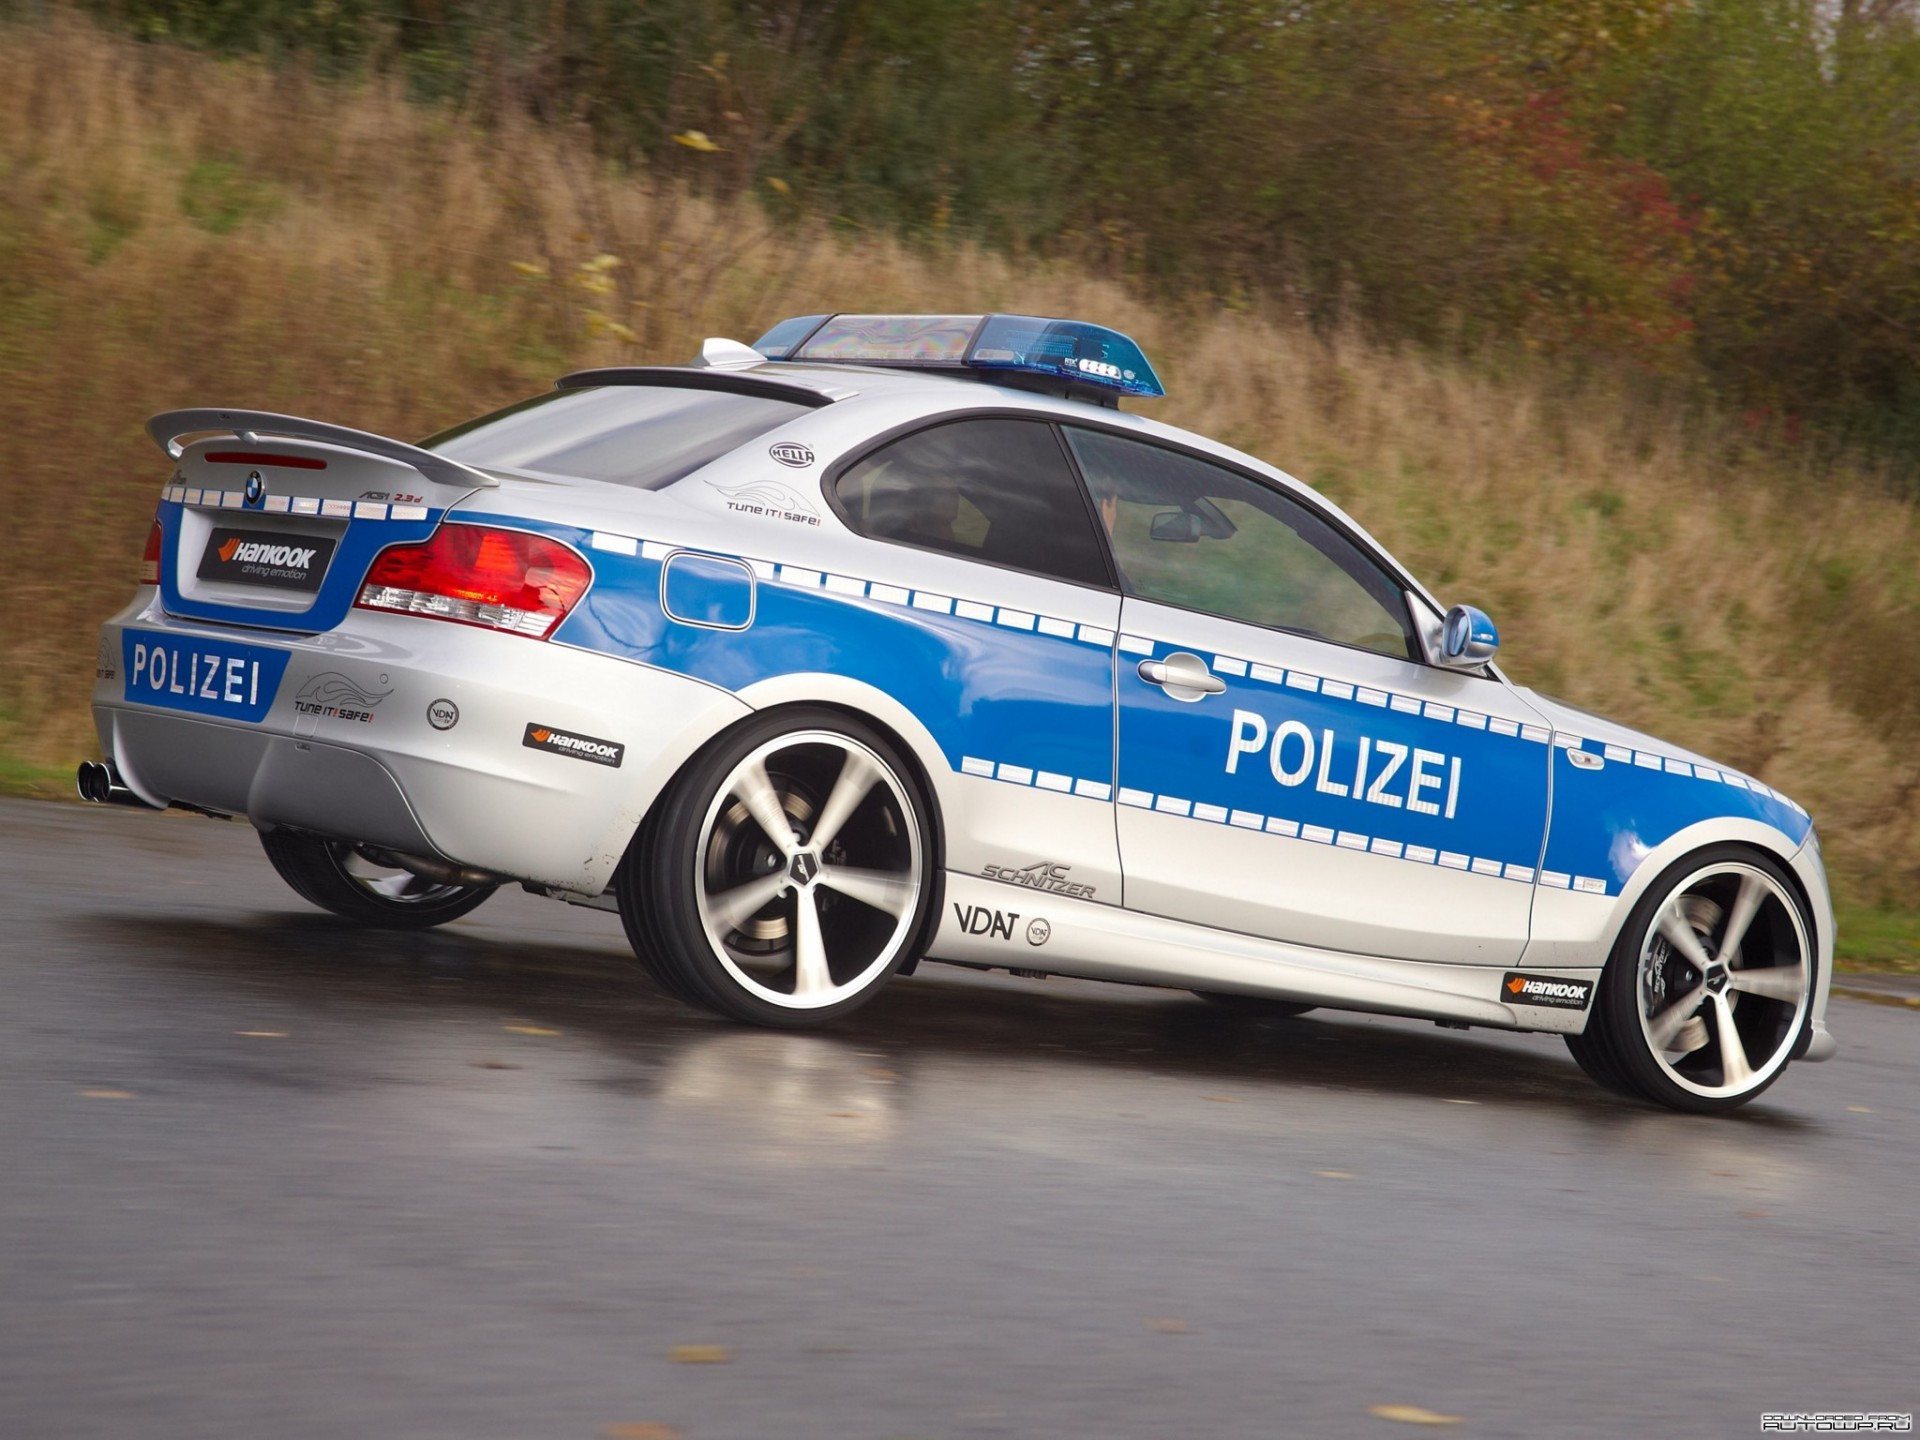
422, 385, 815, 490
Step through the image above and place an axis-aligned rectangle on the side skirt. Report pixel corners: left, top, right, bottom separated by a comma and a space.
925, 872, 1599, 1034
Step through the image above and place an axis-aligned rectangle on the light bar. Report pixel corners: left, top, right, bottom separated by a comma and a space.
750, 313, 1166, 399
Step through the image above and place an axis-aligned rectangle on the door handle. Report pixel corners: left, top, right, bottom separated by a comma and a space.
1137, 652, 1226, 699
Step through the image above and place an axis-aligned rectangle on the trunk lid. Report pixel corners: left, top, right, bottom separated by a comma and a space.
146, 409, 494, 633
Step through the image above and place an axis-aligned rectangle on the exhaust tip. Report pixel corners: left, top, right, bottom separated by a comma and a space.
76, 762, 112, 804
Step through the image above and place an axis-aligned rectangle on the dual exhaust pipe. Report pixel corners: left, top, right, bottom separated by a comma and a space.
75, 761, 161, 810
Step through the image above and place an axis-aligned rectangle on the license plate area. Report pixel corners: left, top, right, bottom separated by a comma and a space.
122, 630, 291, 723
196, 523, 339, 593
169, 506, 350, 615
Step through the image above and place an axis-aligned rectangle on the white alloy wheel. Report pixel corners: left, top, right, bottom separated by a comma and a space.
619, 710, 933, 1027
1571, 846, 1815, 1112
1631, 860, 1812, 1102
694, 730, 923, 1009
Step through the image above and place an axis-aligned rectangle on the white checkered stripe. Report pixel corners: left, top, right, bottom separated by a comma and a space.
1098, 779, 1580, 890
1207, 640, 1806, 816
577, 528, 1809, 829
585, 531, 1118, 649
1203, 645, 1551, 745
959, 754, 1112, 801
1580, 737, 1807, 816
164, 484, 430, 523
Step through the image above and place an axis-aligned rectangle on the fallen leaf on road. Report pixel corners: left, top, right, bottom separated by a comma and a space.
1201, 1095, 1240, 1103
1315, 1170, 1355, 1180
235, 1031, 287, 1038
1847, 1106, 1872, 1113
1368, 1403, 1462, 1426
80, 1089, 135, 1099
1145, 1317, 1188, 1333
1441, 1098, 1478, 1105
503, 1025, 560, 1036
599, 1425, 681, 1440
669, 1345, 730, 1364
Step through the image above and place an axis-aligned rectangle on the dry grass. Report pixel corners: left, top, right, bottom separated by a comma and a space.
1, 12, 1916, 925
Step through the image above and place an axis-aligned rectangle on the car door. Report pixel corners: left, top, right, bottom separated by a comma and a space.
828, 414, 1125, 907
1063, 426, 1552, 967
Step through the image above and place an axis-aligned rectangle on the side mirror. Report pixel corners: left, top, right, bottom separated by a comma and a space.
1149, 509, 1201, 542
1439, 604, 1499, 668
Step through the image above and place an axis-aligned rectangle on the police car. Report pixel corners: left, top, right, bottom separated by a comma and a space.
83, 313, 1836, 1112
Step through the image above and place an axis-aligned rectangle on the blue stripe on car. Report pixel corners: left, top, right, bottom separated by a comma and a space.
507, 513, 1810, 899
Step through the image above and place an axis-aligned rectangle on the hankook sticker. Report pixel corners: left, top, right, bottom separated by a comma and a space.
1501, 972, 1595, 1010
523, 723, 624, 767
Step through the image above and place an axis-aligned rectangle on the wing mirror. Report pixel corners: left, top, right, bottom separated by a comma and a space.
1438, 604, 1499, 669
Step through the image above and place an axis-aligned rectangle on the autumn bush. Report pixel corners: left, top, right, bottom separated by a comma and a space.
48, 0, 1920, 466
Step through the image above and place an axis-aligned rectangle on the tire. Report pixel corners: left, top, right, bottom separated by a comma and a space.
1193, 992, 1317, 1019
1562, 1020, 1639, 1099
1571, 844, 1816, 1113
259, 828, 497, 928
617, 708, 935, 1028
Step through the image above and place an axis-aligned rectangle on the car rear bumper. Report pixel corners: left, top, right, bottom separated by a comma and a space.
91, 594, 750, 893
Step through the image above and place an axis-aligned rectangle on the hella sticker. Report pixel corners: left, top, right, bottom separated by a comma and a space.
769, 441, 815, 468
523, 723, 624, 768
1502, 972, 1595, 1011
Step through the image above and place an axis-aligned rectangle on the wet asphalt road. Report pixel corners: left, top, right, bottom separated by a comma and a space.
2, 798, 1916, 1440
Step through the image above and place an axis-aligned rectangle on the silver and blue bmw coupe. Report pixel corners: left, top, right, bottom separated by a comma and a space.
83, 313, 1836, 1111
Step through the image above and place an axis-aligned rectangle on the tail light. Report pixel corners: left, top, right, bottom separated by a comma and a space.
139, 520, 163, 585
354, 524, 591, 639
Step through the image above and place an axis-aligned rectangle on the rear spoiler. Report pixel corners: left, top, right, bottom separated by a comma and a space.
146, 408, 499, 490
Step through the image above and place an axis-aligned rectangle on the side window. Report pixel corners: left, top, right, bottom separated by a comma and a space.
1064, 427, 1415, 660
834, 418, 1112, 588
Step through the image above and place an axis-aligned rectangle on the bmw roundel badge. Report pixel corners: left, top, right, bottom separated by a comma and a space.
244, 470, 266, 507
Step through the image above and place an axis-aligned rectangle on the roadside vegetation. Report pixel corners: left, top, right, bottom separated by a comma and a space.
0, 10, 1913, 965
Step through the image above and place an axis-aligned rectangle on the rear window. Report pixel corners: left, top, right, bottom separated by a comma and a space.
422, 386, 814, 490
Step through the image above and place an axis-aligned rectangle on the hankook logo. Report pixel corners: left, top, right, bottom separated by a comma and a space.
197, 527, 335, 593
218, 539, 318, 568
1501, 972, 1594, 1010
522, 723, 624, 768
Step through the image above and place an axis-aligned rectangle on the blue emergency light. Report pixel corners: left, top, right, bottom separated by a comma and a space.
751, 313, 1166, 401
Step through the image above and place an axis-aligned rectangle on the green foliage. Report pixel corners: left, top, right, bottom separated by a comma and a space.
62, 0, 1920, 474
1834, 902, 1920, 972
